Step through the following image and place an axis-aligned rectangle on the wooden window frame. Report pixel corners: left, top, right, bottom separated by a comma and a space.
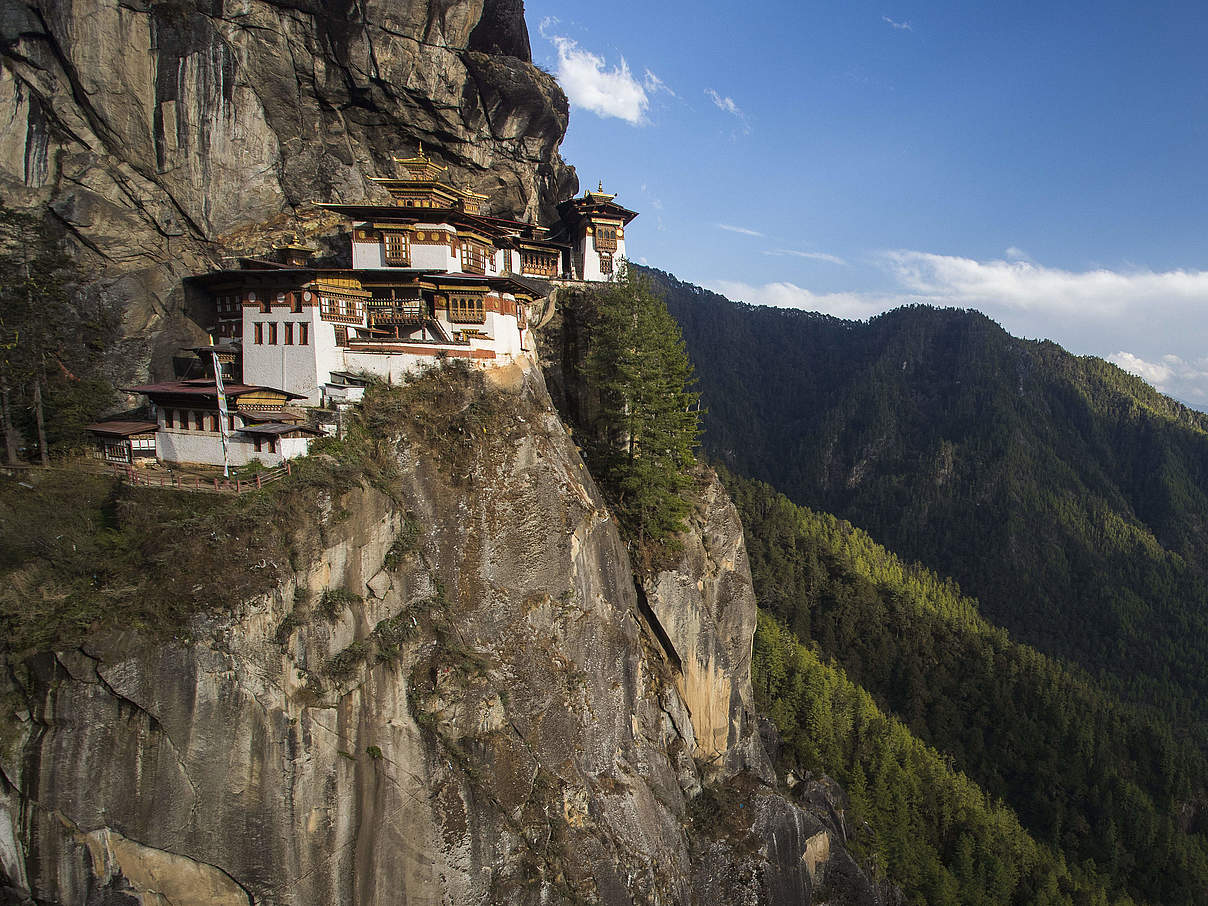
299, 323, 309, 346
268, 322, 278, 345
383, 231, 410, 266
460, 240, 487, 275
164, 410, 174, 429
254, 322, 263, 345
284, 323, 293, 345
447, 293, 486, 324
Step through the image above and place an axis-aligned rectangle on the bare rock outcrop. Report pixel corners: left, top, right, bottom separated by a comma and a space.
0, 0, 576, 376
0, 361, 877, 905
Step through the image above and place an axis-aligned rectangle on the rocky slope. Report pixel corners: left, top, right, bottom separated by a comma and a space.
0, 359, 881, 905
0, 0, 576, 376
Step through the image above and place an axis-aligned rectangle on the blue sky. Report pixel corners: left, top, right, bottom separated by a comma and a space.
524, 0, 1208, 406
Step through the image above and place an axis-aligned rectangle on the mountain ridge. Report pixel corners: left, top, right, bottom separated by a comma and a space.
643, 264, 1208, 733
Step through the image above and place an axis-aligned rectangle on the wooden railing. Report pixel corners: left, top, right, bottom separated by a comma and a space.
111, 461, 292, 494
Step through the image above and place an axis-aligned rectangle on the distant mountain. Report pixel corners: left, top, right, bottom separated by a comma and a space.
643, 266, 1208, 731
728, 468, 1208, 906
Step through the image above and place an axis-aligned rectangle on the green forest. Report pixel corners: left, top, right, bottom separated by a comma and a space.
647, 266, 1208, 736
755, 615, 1128, 906
544, 268, 1208, 902
730, 470, 1208, 905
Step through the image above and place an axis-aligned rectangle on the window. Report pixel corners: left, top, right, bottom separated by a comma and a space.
193, 411, 204, 431
164, 410, 174, 429
254, 436, 262, 452
268, 322, 278, 345
209, 413, 219, 432
599, 253, 614, 275
383, 231, 409, 266
260, 299, 271, 314
291, 293, 302, 314
334, 326, 348, 347
448, 293, 486, 323
254, 323, 263, 344
284, 323, 293, 345
228, 414, 236, 432
521, 249, 559, 277
594, 225, 618, 252
460, 240, 487, 275
299, 323, 309, 345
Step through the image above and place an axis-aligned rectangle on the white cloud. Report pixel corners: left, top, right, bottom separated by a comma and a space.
705, 89, 751, 133
764, 248, 848, 266
644, 69, 676, 97
882, 15, 912, 30
1109, 352, 1175, 386
1108, 352, 1208, 401
717, 223, 765, 237
709, 248, 1208, 406
708, 280, 904, 321
548, 35, 648, 124
882, 250, 1208, 316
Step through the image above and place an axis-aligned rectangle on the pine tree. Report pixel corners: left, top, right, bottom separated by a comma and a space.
0, 204, 130, 462
584, 270, 701, 542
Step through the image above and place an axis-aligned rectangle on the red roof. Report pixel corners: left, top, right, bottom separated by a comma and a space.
86, 420, 159, 437
126, 380, 303, 399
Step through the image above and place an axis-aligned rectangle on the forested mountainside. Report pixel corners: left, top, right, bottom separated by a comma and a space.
728, 470, 1208, 906
645, 266, 1208, 732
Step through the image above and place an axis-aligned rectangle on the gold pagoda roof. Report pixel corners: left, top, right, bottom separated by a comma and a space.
393, 144, 448, 181
584, 181, 617, 204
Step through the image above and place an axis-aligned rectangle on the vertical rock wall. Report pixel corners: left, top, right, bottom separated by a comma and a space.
0, 362, 880, 905
0, 0, 577, 376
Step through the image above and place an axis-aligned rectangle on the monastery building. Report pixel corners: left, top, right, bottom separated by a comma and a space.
91, 152, 637, 469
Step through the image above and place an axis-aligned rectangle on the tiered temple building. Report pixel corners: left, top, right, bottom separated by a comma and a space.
92, 153, 638, 469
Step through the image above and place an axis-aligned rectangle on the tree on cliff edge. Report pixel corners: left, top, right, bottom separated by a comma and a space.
585, 270, 701, 542
0, 204, 127, 463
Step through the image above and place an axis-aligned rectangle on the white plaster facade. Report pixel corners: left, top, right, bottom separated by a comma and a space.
155, 426, 292, 468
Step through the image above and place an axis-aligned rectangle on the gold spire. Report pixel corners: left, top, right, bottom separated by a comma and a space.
586, 181, 617, 203
393, 144, 448, 181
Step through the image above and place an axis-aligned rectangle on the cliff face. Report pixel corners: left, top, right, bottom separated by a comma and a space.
0, 360, 878, 905
0, 0, 576, 375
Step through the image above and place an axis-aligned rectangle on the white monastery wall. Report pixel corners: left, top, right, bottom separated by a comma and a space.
409, 242, 455, 271
242, 307, 325, 403
155, 430, 285, 468
351, 240, 386, 269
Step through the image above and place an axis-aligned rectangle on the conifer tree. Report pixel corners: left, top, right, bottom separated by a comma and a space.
584, 270, 701, 542
0, 204, 129, 462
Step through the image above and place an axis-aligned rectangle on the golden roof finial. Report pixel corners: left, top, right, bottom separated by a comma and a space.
598, 180, 604, 192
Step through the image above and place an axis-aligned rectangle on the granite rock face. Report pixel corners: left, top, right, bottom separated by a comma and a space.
0, 0, 576, 376
0, 362, 877, 905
